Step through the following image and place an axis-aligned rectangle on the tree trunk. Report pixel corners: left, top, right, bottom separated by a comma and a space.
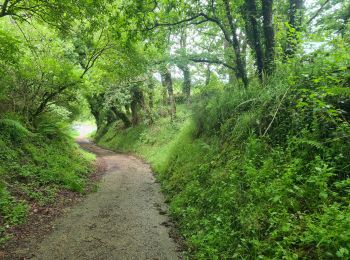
179, 27, 191, 101
224, 39, 236, 84
246, 0, 265, 79
285, 0, 304, 58
148, 81, 154, 110
161, 68, 176, 120
241, 32, 248, 73
111, 107, 131, 128
130, 87, 144, 126
87, 94, 104, 129
107, 110, 117, 125
181, 65, 191, 101
140, 88, 154, 125
223, 0, 249, 87
262, 0, 275, 74
205, 64, 211, 86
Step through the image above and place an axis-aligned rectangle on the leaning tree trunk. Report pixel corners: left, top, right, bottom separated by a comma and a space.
161, 68, 176, 120
262, 0, 275, 74
106, 109, 117, 126
111, 107, 131, 128
87, 94, 105, 130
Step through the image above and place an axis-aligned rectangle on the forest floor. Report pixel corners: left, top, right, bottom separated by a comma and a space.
2, 135, 182, 259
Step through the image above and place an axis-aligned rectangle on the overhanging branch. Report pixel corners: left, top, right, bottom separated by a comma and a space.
188, 57, 236, 70
307, 0, 331, 25
145, 12, 233, 45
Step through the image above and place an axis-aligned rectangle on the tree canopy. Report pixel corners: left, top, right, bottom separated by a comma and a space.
1, 0, 350, 258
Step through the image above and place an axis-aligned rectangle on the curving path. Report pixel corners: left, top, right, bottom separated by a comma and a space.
11, 139, 181, 260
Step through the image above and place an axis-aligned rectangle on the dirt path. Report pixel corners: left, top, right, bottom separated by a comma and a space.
9, 140, 181, 260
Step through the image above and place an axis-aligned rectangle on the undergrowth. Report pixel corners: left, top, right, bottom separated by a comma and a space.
97, 60, 350, 258
0, 118, 95, 244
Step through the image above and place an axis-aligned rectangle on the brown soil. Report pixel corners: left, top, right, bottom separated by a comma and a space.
2, 139, 181, 260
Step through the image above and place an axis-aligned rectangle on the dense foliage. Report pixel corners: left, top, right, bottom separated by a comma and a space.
0, 118, 94, 244
1, 0, 349, 258
97, 57, 350, 258
0, 0, 102, 243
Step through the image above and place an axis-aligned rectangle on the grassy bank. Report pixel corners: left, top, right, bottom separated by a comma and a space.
0, 119, 95, 244
96, 74, 350, 258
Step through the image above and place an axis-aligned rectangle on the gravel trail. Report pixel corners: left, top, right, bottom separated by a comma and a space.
12, 139, 180, 260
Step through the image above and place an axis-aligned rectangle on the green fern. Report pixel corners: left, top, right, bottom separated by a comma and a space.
0, 119, 31, 140
36, 119, 72, 141
293, 138, 325, 151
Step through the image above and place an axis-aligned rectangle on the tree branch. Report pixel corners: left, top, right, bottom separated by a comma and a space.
145, 13, 204, 30
80, 43, 114, 78
307, 0, 331, 25
189, 57, 236, 70
32, 82, 79, 119
145, 12, 233, 45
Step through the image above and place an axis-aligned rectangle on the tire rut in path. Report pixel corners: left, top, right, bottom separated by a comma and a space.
21, 140, 180, 260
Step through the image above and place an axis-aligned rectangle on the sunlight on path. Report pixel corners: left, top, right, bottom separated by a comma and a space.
73, 123, 97, 139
